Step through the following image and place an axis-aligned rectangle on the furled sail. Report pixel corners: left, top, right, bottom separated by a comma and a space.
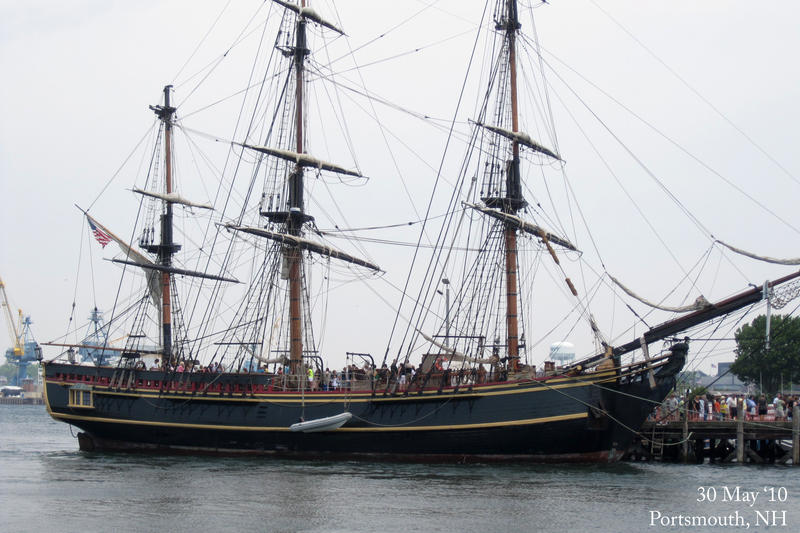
82, 210, 161, 308
238, 144, 362, 177
271, 0, 345, 35
226, 225, 381, 272
716, 239, 800, 266
109, 260, 239, 283
132, 188, 213, 210
609, 274, 711, 313
240, 341, 287, 366
472, 121, 561, 160
420, 332, 493, 365
250, 354, 289, 365
463, 202, 578, 251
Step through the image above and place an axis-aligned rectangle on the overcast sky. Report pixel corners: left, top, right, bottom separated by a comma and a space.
2, 1, 799, 375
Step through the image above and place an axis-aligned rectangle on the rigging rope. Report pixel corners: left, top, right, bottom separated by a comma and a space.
536, 39, 800, 236
384, 1, 492, 369
66, 218, 87, 345
535, 228, 609, 347
588, 0, 800, 190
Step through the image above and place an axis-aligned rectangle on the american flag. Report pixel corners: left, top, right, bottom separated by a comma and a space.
88, 218, 112, 248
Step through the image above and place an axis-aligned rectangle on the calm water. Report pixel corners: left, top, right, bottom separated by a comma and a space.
1, 405, 798, 533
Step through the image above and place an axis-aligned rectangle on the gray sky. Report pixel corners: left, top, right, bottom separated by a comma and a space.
2, 1, 799, 375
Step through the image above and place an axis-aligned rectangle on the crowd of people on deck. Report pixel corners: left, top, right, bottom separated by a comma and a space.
131, 355, 520, 392
654, 392, 797, 423
304, 360, 502, 392
112, 350, 565, 394
142, 358, 227, 373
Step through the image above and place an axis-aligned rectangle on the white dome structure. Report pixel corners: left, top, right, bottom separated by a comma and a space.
549, 342, 576, 364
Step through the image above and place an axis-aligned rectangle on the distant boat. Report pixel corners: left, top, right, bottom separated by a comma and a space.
1, 386, 23, 397
42, 0, 799, 462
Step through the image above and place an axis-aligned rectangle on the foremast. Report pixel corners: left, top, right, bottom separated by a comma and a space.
287, 1, 309, 377
474, 1, 562, 371
505, 0, 524, 372
491, 0, 525, 371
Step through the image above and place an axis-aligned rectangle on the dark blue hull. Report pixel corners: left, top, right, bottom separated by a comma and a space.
43, 348, 684, 463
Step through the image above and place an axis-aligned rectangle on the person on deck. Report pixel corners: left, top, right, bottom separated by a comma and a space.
665, 395, 677, 421
774, 394, 785, 420
727, 395, 738, 419
323, 368, 331, 391
746, 395, 757, 419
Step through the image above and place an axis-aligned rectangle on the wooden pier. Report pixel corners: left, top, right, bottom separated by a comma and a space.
0, 396, 44, 405
626, 403, 799, 465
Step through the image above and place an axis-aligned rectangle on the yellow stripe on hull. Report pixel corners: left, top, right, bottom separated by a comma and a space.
48, 410, 588, 433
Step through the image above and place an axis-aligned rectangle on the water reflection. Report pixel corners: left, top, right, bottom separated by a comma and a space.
3, 406, 800, 533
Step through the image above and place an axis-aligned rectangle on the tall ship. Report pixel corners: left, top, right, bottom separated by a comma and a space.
42, 0, 799, 461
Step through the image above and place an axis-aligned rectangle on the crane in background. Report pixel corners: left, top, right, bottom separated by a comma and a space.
1, 276, 41, 386
77, 307, 119, 366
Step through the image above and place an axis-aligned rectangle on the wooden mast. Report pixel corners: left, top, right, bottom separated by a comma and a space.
288, 1, 309, 377
503, 0, 523, 371
151, 85, 179, 365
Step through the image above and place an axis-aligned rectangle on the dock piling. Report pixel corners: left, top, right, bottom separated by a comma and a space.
682, 402, 689, 462
737, 398, 744, 464
793, 405, 799, 466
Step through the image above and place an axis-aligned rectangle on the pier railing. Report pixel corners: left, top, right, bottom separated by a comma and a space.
628, 402, 798, 465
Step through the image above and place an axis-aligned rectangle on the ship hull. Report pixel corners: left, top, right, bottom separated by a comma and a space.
43, 349, 684, 463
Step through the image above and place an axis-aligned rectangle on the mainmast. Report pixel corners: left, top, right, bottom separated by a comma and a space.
238, 1, 371, 378
502, 0, 524, 371
148, 85, 180, 365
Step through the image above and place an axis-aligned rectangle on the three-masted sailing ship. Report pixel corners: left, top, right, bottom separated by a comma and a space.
42, 0, 800, 462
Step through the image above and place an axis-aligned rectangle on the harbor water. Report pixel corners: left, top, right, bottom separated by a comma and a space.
1, 405, 798, 532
